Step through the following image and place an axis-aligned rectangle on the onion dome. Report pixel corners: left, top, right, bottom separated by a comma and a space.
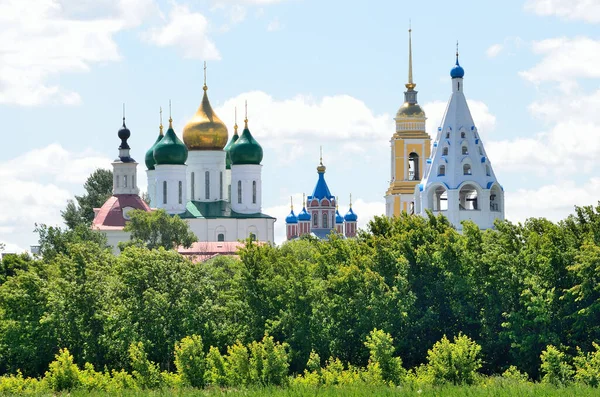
224, 120, 239, 170
451, 46, 464, 79
396, 103, 425, 118
229, 118, 263, 165
344, 207, 357, 222
298, 206, 311, 221
118, 117, 131, 150
145, 121, 164, 170
153, 117, 188, 165
286, 210, 298, 224
182, 83, 228, 151
335, 209, 344, 224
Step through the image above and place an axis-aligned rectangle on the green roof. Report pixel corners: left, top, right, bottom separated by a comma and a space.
179, 200, 275, 220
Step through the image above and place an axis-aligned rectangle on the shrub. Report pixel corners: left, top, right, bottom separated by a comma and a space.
79, 362, 110, 391
247, 334, 290, 386
174, 334, 206, 388
205, 346, 227, 387
225, 341, 251, 386
426, 333, 482, 385
574, 343, 600, 387
364, 328, 405, 385
540, 345, 573, 386
107, 369, 138, 393
0, 370, 46, 394
44, 348, 81, 391
129, 342, 162, 389
501, 365, 529, 383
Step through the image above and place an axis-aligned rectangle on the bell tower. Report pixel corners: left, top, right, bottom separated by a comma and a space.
385, 27, 431, 217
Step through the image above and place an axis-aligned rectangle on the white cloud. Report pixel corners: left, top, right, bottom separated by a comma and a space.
0, 0, 156, 106
506, 178, 600, 223
486, 44, 503, 58
144, 3, 220, 60
267, 17, 282, 31
0, 144, 112, 252
519, 37, 600, 89
525, 0, 600, 23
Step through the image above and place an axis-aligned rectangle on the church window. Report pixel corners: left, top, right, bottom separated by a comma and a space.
205, 171, 210, 200
124, 175, 127, 188
217, 233, 225, 242
132, 175, 135, 188
313, 212, 318, 227
249, 233, 256, 241
486, 164, 491, 176
490, 185, 502, 212
163, 181, 167, 204
116, 175, 119, 188
178, 181, 183, 204
220, 172, 223, 200
228, 185, 231, 202
461, 131, 465, 138
463, 164, 472, 175
442, 147, 448, 156
445, 131, 450, 139
252, 181, 257, 204
462, 146, 468, 155
438, 165, 446, 176
237, 181, 242, 204
191, 172, 195, 200
478, 146, 483, 155
408, 152, 419, 180
458, 81, 460, 91
459, 184, 478, 210
323, 212, 328, 229
429, 186, 448, 211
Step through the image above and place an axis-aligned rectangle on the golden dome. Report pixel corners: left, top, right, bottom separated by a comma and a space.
183, 86, 229, 150
396, 102, 425, 118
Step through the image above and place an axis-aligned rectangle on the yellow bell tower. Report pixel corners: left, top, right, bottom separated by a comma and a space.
385, 27, 431, 217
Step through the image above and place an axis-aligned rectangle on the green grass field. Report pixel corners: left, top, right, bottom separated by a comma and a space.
20, 384, 596, 397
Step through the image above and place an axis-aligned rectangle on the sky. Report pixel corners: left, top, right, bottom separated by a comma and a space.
2, 0, 600, 252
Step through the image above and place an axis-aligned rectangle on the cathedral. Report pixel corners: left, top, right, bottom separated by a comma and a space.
385, 30, 505, 230
92, 70, 276, 254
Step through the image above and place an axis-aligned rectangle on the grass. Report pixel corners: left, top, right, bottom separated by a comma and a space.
17, 384, 599, 397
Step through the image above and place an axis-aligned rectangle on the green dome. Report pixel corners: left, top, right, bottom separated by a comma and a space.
153, 122, 188, 165
224, 125, 239, 170
229, 121, 263, 166
145, 130, 163, 170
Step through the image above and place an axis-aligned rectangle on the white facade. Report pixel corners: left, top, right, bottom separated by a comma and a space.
113, 149, 140, 196
187, 151, 227, 202
187, 217, 274, 243
146, 169, 157, 207
414, 61, 504, 230
154, 164, 188, 215
231, 164, 262, 214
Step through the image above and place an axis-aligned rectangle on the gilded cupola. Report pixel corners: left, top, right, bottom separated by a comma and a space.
396, 27, 426, 119
182, 63, 229, 151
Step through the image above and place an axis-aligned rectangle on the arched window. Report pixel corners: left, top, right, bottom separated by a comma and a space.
116, 175, 119, 188
463, 164, 472, 175
323, 212, 328, 229
178, 181, 183, 204
123, 175, 127, 187
217, 233, 225, 242
313, 212, 318, 227
445, 131, 450, 138
220, 172, 223, 200
490, 185, 502, 212
249, 233, 256, 241
408, 152, 419, 180
132, 175, 135, 188
442, 147, 448, 156
486, 164, 491, 176
191, 172, 195, 200
163, 181, 167, 204
428, 186, 448, 211
438, 165, 446, 176
462, 146, 468, 155
205, 171, 210, 200
478, 146, 483, 155
459, 184, 479, 210
237, 180, 242, 204
252, 181, 257, 204
461, 131, 465, 138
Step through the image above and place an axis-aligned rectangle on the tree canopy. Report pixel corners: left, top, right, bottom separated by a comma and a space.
61, 169, 113, 229
120, 209, 197, 251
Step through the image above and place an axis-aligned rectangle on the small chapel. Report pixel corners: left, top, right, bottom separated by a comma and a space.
385, 30, 504, 230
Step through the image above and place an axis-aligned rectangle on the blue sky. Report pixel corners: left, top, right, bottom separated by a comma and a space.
2, 0, 600, 251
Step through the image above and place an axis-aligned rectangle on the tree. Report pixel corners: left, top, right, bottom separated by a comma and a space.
425, 333, 482, 385
540, 345, 573, 386
174, 335, 206, 388
121, 209, 196, 251
364, 329, 404, 385
61, 169, 113, 229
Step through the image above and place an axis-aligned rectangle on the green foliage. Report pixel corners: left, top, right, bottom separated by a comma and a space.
121, 209, 197, 251
205, 346, 227, 387
225, 341, 251, 386
425, 333, 482, 385
574, 343, 600, 387
501, 365, 530, 383
44, 348, 81, 391
35, 223, 108, 260
364, 328, 404, 385
540, 345, 574, 386
129, 342, 162, 389
174, 335, 205, 388
61, 168, 113, 228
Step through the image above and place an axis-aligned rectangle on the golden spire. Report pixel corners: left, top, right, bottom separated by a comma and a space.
244, 100, 248, 129
168, 100, 173, 128
234, 107, 238, 134
336, 196, 339, 210
317, 146, 326, 173
349, 193, 353, 208
203, 61, 208, 91
405, 23, 416, 90
159, 106, 164, 135
290, 196, 293, 210
303, 193, 306, 208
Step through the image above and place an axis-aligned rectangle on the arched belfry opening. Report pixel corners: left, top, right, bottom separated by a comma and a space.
428, 185, 448, 211
408, 152, 419, 180
459, 184, 479, 210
